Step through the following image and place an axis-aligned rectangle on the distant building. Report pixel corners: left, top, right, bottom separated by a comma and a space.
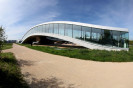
6, 40, 17, 43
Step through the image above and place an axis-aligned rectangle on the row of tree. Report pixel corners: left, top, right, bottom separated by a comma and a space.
0, 26, 6, 59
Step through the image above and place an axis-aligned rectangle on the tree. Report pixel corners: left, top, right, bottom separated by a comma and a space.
0, 26, 6, 59
129, 40, 133, 45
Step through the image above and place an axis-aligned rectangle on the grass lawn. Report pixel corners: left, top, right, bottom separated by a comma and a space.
0, 43, 29, 88
0, 53, 29, 88
2, 43, 13, 50
20, 44, 133, 62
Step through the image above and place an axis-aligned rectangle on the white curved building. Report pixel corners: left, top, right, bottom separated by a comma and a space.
21, 21, 129, 51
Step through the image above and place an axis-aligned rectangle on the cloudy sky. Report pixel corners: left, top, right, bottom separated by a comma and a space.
0, 0, 133, 40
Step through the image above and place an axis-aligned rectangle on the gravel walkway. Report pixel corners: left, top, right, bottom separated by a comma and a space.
3, 44, 133, 88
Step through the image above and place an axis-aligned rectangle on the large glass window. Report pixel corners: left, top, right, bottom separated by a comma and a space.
101, 30, 113, 46
40, 25, 43, 33
45, 24, 49, 33
32, 28, 34, 34
65, 24, 72, 37
33, 27, 36, 33
119, 32, 129, 48
42, 25, 45, 33
49, 24, 53, 33
91, 28, 102, 43
125, 32, 129, 48
119, 32, 125, 48
29, 29, 32, 35
112, 31, 120, 47
29, 29, 31, 35
31, 28, 33, 34
82, 26, 91, 41
73, 25, 81, 39
59, 24, 65, 36
28, 29, 31, 35
54, 24, 58, 34
38, 26, 40, 33
99, 29, 104, 44
32, 28, 35, 33
35, 26, 38, 33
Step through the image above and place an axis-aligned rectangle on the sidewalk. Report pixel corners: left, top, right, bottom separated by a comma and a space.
3, 43, 133, 88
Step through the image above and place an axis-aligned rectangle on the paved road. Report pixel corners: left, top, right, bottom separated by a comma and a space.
3, 44, 133, 88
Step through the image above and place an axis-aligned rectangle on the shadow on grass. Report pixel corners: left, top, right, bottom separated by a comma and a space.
1, 57, 17, 64
24, 72, 75, 88
0, 70, 29, 88
0, 53, 29, 88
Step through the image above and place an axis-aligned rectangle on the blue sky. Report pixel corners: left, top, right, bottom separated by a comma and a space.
0, 0, 133, 40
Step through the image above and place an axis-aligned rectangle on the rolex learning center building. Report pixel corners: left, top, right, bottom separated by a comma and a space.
21, 21, 129, 51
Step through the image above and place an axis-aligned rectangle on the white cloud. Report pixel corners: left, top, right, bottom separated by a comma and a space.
1, 0, 133, 40
0, 0, 59, 40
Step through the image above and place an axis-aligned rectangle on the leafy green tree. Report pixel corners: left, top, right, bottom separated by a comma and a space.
129, 40, 133, 45
0, 26, 6, 59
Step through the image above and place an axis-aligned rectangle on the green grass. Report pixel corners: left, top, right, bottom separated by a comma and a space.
0, 53, 29, 88
2, 43, 13, 50
20, 44, 133, 62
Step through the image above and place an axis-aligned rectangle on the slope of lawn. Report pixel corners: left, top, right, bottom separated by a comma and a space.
20, 44, 133, 62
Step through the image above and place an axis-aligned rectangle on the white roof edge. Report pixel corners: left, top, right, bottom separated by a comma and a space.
32, 21, 129, 32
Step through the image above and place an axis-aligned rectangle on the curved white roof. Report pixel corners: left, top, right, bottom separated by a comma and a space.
32, 21, 128, 32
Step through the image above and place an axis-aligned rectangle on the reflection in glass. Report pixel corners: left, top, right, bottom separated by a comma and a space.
112, 31, 120, 47
59, 24, 64, 36
65, 24, 72, 37
54, 24, 59, 34
35, 26, 38, 33
101, 30, 112, 46
38, 25, 41, 33
49, 24, 53, 33
119, 32, 129, 48
125, 32, 129, 48
73, 25, 81, 39
42, 25, 45, 33
45, 24, 49, 33
82, 26, 91, 41
91, 28, 102, 43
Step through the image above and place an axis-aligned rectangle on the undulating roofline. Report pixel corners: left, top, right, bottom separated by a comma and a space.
31, 21, 128, 32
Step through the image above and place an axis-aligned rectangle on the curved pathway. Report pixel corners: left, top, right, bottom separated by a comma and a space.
3, 44, 133, 88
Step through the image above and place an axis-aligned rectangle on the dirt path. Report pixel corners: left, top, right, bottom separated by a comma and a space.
3, 44, 133, 88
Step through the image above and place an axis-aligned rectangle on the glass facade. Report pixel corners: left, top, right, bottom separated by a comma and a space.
59, 24, 65, 35
73, 25, 81, 39
65, 24, 72, 37
54, 24, 58, 34
82, 26, 91, 41
23, 23, 129, 48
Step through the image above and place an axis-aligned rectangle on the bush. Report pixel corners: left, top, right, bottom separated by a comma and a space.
0, 26, 6, 59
